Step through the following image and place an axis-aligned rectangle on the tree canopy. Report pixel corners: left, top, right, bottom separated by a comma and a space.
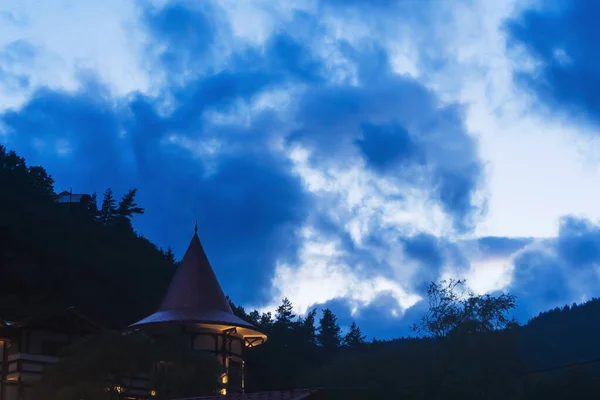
0, 144, 175, 328
412, 279, 518, 338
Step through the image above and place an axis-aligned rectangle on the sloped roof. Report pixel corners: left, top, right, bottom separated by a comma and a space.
57, 191, 89, 203
7, 306, 104, 332
172, 389, 318, 400
130, 231, 262, 333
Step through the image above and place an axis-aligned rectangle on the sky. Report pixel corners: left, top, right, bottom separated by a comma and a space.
1, 0, 600, 339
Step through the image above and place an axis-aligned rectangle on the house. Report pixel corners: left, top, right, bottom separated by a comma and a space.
56, 190, 93, 206
129, 224, 267, 395
0, 307, 104, 400
0, 224, 273, 399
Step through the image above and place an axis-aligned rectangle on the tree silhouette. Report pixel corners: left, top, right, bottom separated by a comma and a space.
343, 321, 366, 350
115, 188, 145, 231
98, 188, 117, 225
411, 279, 517, 339
317, 308, 341, 360
275, 298, 295, 326
302, 308, 318, 347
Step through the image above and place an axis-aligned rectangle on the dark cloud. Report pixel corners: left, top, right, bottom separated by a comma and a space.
398, 233, 469, 293
1, 6, 320, 305
401, 233, 444, 286
475, 236, 533, 258
355, 122, 424, 172
319, 0, 399, 8
267, 34, 324, 83
143, 2, 216, 75
556, 216, 600, 269
2, 1, 486, 315
509, 216, 600, 322
511, 249, 570, 320
2, 76, 310, 306
506, 1, 600, 125
2, 82, 131, 194
290, 45, 483, 232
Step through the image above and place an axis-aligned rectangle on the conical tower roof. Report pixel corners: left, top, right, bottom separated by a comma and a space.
130, 227, 260, 332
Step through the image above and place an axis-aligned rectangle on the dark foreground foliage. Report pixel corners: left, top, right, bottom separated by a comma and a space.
34, 331, 220, 400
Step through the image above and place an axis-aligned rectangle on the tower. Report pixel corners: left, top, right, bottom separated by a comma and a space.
129, 226, 266, 394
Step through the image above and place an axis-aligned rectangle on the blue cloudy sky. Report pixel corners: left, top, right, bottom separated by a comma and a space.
1, 0, 600, 339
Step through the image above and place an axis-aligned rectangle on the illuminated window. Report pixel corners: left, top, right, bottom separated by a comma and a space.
220, 388, 227, 395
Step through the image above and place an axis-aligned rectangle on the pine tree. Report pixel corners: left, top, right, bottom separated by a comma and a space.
98, 188, 117, 225
114, 188, 144, 231
302, 308, 318, 346
87, 192, 99, 218
164, 247, 177, 265
117, 188, 144, 220
259, 312, 274, 333
317, 308, 341, 357
343, 321, 366, 349
248, 310, 261, 326
275, 298, 295, 326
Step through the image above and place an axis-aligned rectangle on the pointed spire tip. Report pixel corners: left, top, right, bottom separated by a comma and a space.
194, 220, 198, 234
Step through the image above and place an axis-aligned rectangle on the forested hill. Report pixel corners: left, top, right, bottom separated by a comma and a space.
520, 297, 600, 371
2, 144, 600, 398
0, 145, 176, 328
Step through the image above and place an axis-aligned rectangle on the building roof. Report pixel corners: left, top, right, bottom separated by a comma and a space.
172, 389, 318, 400
57, 191, 89, 203
130, 230, 263, 335
6, 306, 105, 332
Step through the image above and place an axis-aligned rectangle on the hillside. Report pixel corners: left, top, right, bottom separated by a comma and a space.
520, 297, 600, 371
0, 145, 176, 328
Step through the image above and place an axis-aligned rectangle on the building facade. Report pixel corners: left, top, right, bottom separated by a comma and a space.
129, 227, 267, 394
0, 308, 104, 400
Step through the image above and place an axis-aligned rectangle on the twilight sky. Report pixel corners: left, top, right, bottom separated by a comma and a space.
1, 0, 600, 339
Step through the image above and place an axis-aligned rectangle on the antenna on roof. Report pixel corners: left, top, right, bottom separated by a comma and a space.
194, 220, 198, 234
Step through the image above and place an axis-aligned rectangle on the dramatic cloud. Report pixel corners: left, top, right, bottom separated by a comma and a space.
510, 217, 600, 319
290, 44, 483, 232
506, 0, 600, 125
2, 0, 600, 338
1, 2, 320, 304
